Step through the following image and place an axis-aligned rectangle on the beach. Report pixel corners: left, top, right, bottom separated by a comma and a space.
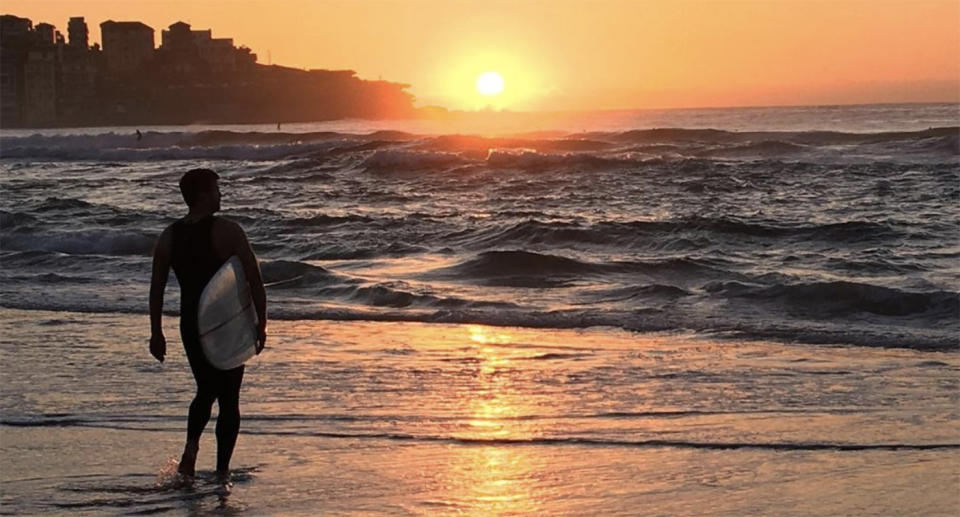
2, 104, 959, 514
2, 309, 958, 515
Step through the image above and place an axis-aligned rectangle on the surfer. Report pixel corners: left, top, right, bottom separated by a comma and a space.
148, 168, 267, 480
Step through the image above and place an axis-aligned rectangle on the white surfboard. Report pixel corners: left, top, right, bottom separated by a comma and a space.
198, 256, 259, 370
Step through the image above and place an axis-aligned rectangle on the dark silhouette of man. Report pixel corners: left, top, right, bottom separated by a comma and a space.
149, 168, 267, 479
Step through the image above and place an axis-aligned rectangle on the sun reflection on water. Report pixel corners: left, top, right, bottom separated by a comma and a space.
264, 320, 716, 514
431, 326, 545, 514
440, 445, 545, 516
461, 325, 523, 437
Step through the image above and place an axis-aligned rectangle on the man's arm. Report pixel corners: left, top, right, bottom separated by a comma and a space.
222, 221, 268, 352
149, 227, 172, 362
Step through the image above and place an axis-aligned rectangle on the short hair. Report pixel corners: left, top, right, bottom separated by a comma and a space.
179, 168, 219, 207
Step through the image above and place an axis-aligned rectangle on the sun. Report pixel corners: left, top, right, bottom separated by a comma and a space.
476, 71, 505, 96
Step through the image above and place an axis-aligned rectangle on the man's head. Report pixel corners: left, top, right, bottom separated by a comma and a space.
179, 168, 221, 212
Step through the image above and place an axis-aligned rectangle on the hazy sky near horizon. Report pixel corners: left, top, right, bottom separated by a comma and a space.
5, 0, 959, 111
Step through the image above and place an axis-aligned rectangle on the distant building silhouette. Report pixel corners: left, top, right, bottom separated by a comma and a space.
34, 23, 55, 46
24, 48, 56, 125
1, 15, 33, 124
0, 14, 30, 37
159, 21, 253, 74
0, 14, 416, 127
100, 20, 153, 74
68, 17, 89, 49
59, 17, 98, 125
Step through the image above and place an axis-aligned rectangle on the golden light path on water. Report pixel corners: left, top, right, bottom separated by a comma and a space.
292, 321, 553, 513
276, 320, 605, 514
260, 317, 959, 515
455, 326, 537, 514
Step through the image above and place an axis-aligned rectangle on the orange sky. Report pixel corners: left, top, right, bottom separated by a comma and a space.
5, 0, 959, 111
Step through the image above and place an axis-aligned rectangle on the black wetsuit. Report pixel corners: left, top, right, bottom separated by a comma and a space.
171, 215, 244, 472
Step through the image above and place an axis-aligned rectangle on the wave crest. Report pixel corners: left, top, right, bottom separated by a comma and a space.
709, 280, 959, 317
261, 260, 337, 288
362, 150, 467, 170
1, 229, 155, 256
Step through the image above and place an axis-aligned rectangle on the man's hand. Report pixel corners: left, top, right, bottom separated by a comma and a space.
150, 332, 166, 363
256, 322, 267, 354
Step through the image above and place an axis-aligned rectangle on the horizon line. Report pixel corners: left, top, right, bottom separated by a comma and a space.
424, 100, 959, 115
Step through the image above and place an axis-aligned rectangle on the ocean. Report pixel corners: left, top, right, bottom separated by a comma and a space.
1, 103, 958, 515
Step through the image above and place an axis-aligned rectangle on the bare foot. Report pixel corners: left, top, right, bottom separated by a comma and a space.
177, 442, 198, 477
214, 469, 233, 502
214, 469, 231, 485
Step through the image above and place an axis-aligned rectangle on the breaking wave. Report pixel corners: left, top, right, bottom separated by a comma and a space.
448, 218, 906, 250
362, 149, 468, 170
2, 113, 957, 352
0, 229, 155, 256
3, 126, 956, 163
709, 280, 959, 317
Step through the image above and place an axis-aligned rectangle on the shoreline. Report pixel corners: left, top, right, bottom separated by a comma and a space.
1, 304, 956, 352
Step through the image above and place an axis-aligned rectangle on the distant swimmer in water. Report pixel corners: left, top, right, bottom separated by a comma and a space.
136, 129, 142, 141
149, 168, 267, 480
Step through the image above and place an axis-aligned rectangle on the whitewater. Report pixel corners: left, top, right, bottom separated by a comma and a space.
1, 104, 958, 349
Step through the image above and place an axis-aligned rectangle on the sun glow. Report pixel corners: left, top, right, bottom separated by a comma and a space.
476, 71, 505, 96
427, 29, 553, 111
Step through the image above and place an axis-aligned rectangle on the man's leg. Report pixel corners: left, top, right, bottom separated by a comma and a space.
180, 384, 216, 476
215, 365, 245, 475
180, 336, 218, 478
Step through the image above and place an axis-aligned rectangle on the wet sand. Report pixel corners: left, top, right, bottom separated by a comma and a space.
1, 308, 958, 515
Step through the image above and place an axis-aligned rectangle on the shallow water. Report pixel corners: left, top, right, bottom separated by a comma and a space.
2, 309, 958, 515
